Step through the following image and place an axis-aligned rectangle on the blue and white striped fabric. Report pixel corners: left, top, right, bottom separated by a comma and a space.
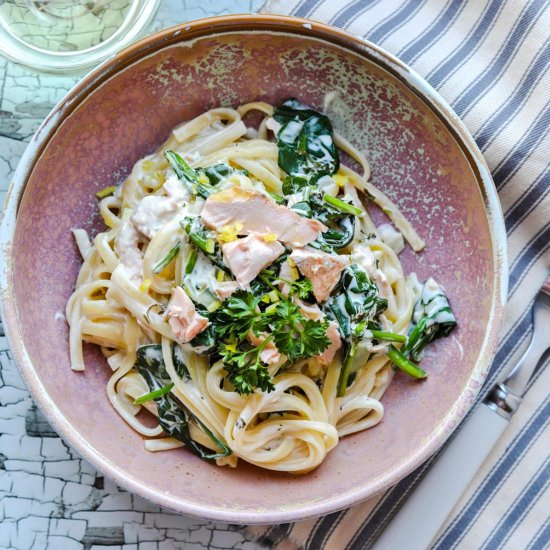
249, 0, 550, 548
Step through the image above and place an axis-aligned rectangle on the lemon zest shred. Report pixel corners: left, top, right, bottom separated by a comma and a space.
333, 174, 349, 188
139, 279, 152, 293
218, 222, 243, 243
207, 300, 221, 313
265, 303, 278, 315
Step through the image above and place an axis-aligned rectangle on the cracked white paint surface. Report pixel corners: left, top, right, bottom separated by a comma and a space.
0, 1, 268, 549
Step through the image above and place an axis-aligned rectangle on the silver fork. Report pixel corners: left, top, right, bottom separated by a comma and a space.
486, 277, 550, 418
371, 276, 550, 550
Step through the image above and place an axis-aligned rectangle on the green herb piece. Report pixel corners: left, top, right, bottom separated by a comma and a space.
369, 330, 407, 343
134, 383, 174, 404
183, 219, 228, 274
214, 291, 269, 341
204, 239, 215, 254
183, 217, 217, 255
266, 290, 279, 303
268, 270, 313, 301
164, 150, 217, 199
134, 345, 231, 460
219, 339, 275, 395
96, 185, 117, 198
273, 99, 339, 181
271, 300, 330, 363
165, 150, 198, 185
207, 300, 221, 313
337, 341, 357, 397
282, 174, 310, 196
387, 345, 427, 379
323, 194, 363, 216
185, 247, 198, 275
268, 192, 286, 204
287, 277, 313, 300
198, 163, 248, 185
153, 242, 181, 274
402, 278, 457, 361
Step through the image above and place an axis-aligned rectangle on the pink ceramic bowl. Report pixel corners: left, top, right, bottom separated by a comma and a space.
0, 15, 507, 524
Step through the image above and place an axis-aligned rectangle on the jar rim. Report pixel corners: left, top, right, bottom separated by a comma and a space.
0, 0, 160, 72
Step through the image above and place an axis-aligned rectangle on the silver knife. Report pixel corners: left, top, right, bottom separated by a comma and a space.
371, 277, 550, 550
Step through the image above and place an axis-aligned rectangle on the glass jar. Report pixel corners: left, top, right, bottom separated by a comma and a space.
0, 0, 160, 72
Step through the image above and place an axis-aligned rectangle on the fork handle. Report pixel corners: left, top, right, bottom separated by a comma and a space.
370, 403, 508, 550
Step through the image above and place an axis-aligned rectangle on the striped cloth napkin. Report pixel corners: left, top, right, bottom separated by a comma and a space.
247, 0, 550, 548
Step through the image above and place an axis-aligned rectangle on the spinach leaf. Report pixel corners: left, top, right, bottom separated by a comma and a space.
273, 100, 356, 251
134, 345, 231, 460
273, 99, 339, 182
282, 174, 310, 195
402, 278, 457, 361
291, 190, 355, 251
323, 265, 388, 396
317, 216, 355, 250
198, 163, 248, 185
172, 344, 190, 379
189, 312, 217, 353
135, 344, 170, 379
324, 265, 387, 340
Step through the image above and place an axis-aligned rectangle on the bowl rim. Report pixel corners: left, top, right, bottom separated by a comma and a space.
0, 14, 508, 524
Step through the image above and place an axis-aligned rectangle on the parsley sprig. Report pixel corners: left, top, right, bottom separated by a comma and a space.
215, 292, 267, 339
271, 300, 329, 362
211, 285, 330, 395
219, 336, 275, 395
283, 277, 314, 300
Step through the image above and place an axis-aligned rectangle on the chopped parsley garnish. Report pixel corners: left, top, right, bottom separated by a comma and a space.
271, 300, 329, 362
208, 287, 330, 395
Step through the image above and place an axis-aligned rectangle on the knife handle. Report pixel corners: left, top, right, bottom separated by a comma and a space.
371, 404, 509, 550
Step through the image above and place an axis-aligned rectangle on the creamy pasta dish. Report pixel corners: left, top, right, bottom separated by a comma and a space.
66, 100, 457, 473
